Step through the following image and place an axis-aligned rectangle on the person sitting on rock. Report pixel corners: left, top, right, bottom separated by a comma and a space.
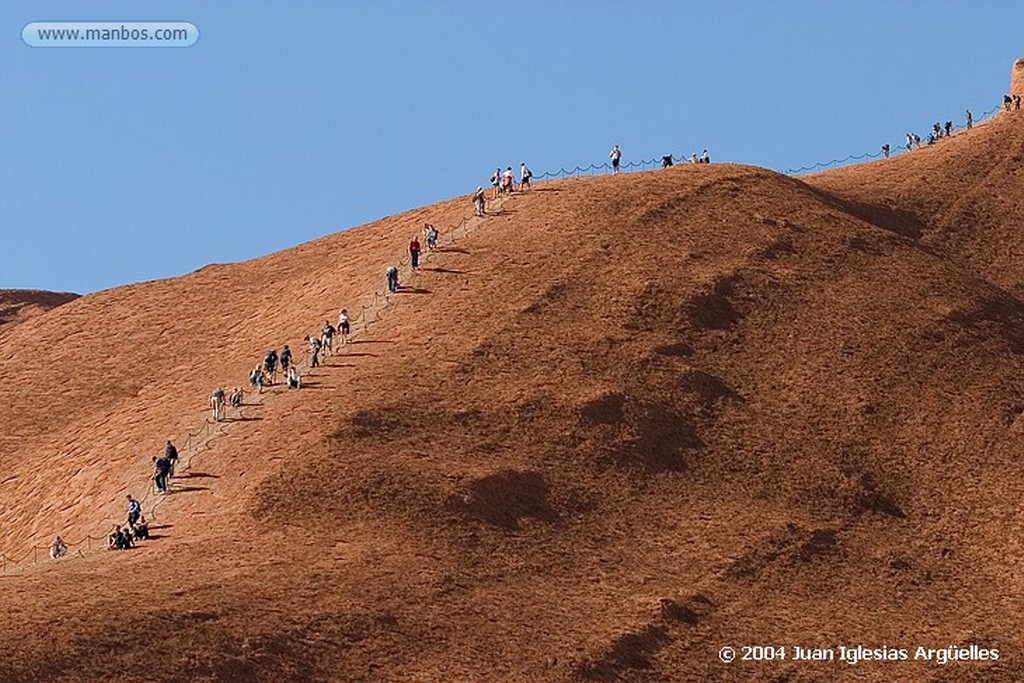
133, 516, 150, 541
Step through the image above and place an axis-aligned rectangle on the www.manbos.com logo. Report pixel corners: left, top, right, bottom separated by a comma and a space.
23, 22, 199, 48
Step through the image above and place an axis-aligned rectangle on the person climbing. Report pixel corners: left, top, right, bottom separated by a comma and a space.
50, 536, 67, 559
1016, 95, 1022, 111
108, 526, 122, 550
210, 387, 226, 421
386, 265, 399, 293
306, 335, 322, 368
966, 110, 973, 129
490, 167, 501, 198
520, 162, 532, 190
321, 321, 336, 356
338, 309, 351, 344
661, 155, 674, 168
501, 167, 514, 194
164, 440, 179, 477
913, 133, 921, 148
409, 236, 421, 269
1004, 94, 1013, 110
126, 494, 142, 527
263, 349, 278, 385
944, 121, 953, 137
152, 455, 172, 493
473, 187, 486, 216
229, 386, 242, 408
700, 149, 710, 163
287, 365, 301, 389
609, 145, 622, 173
905, 132, 914, 150
881, 144, 890, 158
280, 345, 292, 375
689, 152, 698, 164
249, 365, 264, 394
425, 224, 439, 251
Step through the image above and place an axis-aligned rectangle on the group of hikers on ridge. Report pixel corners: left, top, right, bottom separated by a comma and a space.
490, 163, 532, 198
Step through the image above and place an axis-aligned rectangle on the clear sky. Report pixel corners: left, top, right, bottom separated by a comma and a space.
2, 1, 1022, 294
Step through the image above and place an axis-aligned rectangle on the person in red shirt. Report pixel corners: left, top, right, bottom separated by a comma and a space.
409, 236, 421, 269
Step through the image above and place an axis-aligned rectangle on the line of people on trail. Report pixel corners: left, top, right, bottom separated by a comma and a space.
50, 196, 479, 564
1004, 94, 1022, 111
900, 109, 980, 153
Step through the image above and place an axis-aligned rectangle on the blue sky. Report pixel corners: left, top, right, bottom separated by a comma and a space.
2, 1, 1022, 294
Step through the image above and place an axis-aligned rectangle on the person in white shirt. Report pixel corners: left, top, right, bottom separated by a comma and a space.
520, 162, 532, 190
609, 145, 622, 173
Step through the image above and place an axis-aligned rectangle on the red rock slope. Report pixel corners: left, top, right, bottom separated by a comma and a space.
1, 86, 1024, 683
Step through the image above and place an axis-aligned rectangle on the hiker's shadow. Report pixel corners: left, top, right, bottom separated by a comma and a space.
170, 486, 210, 494
424, 267, 467, 274
397, 287, 431, 295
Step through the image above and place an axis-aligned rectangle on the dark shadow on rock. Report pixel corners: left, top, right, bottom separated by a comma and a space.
607, 402, 701, 473
577, 624, 671, 681
854, 473, 906, 519
806, 185, 926, 240
579, 393, 626, 425
947, 290, 1024, 355
687, 275, 741, 330
798, 528, 838, 560
348, 408, 404, 439
423, 267, 467, 274
679, 369, 742, 407
451, 470, 560, 531
659, 594, 714, 626
653, 341, 694, 357
757, 238, 796, 259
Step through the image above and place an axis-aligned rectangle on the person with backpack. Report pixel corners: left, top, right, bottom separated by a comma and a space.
321, 321, 336, 356
699, 149, 710, 163
229, 387, 242, 408
966, 110, 973, 129
338, 309, 351, 344
164, 440, 179, 477
520, 162, 532, 190
386, 265, 399, 293
409, 236, 421, 269
606, 145, 622, 174
944, 121, 953, 137
210, 387, 225, 421
263, 349, 278, 385
501, 167, 514, 194
881, 144, 890, 158
152, 455, 172, 494
249, 365, 264, 394
126, 494, 142, 527
490, 167, 501, 198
